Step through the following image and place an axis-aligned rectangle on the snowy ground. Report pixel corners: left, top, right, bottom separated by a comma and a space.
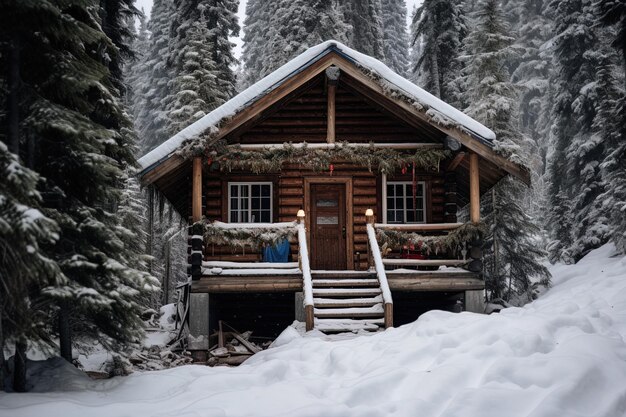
2, 244, 626, 417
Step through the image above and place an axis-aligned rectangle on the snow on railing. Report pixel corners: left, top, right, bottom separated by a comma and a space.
366, 221, 393, 328
297, 221, 315, 331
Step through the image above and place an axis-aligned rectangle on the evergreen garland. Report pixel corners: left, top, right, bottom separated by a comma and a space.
203, 221, 298, 249
204, 140, 450, 175
376, 222, 486, 256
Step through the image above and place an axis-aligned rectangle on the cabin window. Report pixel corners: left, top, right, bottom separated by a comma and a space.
228, 182, 272, 223
385, 181, 426, 223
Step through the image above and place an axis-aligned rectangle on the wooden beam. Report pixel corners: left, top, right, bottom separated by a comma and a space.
236, 142, 442, 150
192, 156, 202, 222
387, 275, 484, 291
305, 305, 314, 332
446, 152, 466, 172
374, 222, 463, 231
384, 303, 393, 328
327, 83, 336, 143
469, 152, 480, 224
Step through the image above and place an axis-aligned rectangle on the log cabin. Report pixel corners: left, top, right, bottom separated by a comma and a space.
137, 41, 529, 354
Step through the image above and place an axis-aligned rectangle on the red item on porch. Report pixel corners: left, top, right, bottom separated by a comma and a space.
400, 244, 427, 260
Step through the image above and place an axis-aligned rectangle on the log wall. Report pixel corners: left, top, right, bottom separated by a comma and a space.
201, 166, 450, 269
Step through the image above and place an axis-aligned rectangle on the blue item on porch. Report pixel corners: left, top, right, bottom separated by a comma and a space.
263, 239, 290, 263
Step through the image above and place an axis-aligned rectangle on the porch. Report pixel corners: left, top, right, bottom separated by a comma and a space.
189, 210, 485, 334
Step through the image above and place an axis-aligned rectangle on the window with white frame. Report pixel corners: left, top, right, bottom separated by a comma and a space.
385, 181, 426, 223
228, 182, 272, 223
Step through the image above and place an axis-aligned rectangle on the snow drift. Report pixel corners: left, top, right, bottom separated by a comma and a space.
2, 244, 626, 417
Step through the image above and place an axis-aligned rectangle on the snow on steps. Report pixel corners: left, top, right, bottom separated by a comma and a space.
314, 318, 384, 333
313, 295, 383, 308
311, 287, 382, 297
312, 278, 379, 287
314, 304, 384, 318
311, 272, 385, 334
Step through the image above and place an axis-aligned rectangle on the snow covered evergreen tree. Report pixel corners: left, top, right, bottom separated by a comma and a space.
136, 0, 176, 152
545, 0, 618, 261
242, 0, 349, 85
128, 10, 150, 129
410, 0, 467, 106
0, 0, 159, 358
381, 0, 410, 75
167, 3, 222, 134
463, 0, 550, 300
594, 0, 626, 254
0, 143, 65, 391
341, 0, 385, 59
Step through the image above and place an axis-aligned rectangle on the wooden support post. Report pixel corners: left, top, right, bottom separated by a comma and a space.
305, 305, 314, 332
384, 303, 393, 328
192, 156, 203, 222
327, 83, 336, 143
469, 152, 480, 224
365, 209, 374, 269
325, 67, 339, 144
190, 157, 204, 280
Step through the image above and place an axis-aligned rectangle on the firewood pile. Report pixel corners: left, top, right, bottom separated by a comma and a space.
207, 321, 272, 366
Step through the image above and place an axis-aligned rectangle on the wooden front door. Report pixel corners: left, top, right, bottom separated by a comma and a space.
310, 184, 347, 270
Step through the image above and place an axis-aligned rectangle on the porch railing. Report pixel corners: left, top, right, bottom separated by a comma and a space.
365, 211, 393, 328
374, 222, 467, 268
296, 216, 314, 331
201, 218, 315, 331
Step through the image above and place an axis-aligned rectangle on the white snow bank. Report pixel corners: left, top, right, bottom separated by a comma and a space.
138, 40, 495, 171
2, 244, 626, 417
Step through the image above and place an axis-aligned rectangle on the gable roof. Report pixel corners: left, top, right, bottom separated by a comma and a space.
138, 40, 528, 188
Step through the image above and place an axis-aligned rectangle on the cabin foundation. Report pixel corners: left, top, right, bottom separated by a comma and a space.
188, 293, 210, 350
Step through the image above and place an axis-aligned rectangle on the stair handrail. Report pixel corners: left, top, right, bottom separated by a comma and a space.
365, 210, 393, 328
296, 211, 314, 331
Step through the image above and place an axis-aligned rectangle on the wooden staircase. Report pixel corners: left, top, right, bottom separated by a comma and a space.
311, 271, 386, 334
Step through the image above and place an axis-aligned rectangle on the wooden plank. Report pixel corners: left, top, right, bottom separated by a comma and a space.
327, 82, 336, 143
470, 152, 480, 224
203, 261, 298, 269
447, 152, 466, 171
387, 275, 484, 291
191, 276, 303, 293
382, 259, 467, 267
384, 303, 393, 328
374, 222, 463, 231
192, 157, 202, 222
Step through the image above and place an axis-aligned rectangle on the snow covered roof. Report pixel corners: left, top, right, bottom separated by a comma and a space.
138, 40, 496, 173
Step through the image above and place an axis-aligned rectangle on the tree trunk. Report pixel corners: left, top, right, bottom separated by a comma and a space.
492, 188, 499, 300
58, 301, 72, 362
0, 300, 5, 392
7, 36, 20, 154
13, 340, 27, 392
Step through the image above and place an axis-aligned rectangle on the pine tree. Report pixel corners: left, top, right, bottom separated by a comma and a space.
128, 9, 149, 129
341, 0, 385, 59
0, 0, 159, 361
167, 3, 222, 134
546, 0, 612, 261
410, 0, 467, 106
242, 0, 349, 85
137, 0, 176, 152
381, 0, 410, 75
166, 0, 239, 133
594, 0, 626, 254
0, 143, 65, 391
463, 0, 550, 301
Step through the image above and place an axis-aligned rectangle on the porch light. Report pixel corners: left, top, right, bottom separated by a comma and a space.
297, 209, 305, 220
365, 209, 374, 217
